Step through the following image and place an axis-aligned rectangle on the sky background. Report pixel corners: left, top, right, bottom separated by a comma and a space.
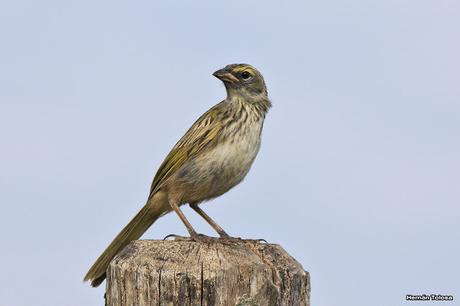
1, 1, 459, 305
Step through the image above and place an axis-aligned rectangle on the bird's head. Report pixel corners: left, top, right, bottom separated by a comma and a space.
213, 64, 268, 100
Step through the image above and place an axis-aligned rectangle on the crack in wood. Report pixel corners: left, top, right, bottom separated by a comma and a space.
106, 240, 309, 306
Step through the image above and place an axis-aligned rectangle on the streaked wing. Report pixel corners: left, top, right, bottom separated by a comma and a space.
148, 102, 225, 199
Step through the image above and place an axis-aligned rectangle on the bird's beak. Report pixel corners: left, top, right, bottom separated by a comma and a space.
213, 69, 239, 84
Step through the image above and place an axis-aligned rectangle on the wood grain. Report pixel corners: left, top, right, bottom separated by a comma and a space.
106, 239, 310, 306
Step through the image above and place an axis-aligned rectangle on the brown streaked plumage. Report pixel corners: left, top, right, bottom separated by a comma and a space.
84, 63, 271, 287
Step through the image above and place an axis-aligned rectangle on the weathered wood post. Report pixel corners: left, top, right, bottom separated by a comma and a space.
106, 239, 310, 306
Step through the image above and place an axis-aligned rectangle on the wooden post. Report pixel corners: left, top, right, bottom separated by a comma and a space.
106, 239, 310, 306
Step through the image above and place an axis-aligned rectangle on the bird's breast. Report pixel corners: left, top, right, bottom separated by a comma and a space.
176, 118, 264, 202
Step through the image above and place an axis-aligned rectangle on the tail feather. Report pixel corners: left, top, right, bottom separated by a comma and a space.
84, 200, 166, 287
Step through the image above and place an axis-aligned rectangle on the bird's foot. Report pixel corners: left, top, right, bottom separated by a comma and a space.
217, 235, 243, 245
254, 238, 268, 243
190, 233, 217, 243
164, 233, 268, 244
163, 233, 188, 241
163, 233, 216, 243
218, 236, 268, 244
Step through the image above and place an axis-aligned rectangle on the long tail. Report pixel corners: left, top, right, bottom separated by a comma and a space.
84, 199, 166, 287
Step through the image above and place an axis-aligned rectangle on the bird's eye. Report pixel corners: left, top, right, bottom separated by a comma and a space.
241, 71, 252, 80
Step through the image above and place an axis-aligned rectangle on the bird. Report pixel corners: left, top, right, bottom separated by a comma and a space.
84, 63, 272, 287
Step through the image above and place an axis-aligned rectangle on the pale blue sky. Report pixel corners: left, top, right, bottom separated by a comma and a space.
0, 1, 459, 305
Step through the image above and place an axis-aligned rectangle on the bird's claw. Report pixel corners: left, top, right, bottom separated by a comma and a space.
190, 233, 217, 243
255, 238, 268, 243
163, 233, 268, 244
164, 233, 218, 243
163, 234, 188, 241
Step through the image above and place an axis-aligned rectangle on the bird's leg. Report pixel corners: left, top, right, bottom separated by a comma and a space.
189, 203, 230, 238
169, 200, 201, 241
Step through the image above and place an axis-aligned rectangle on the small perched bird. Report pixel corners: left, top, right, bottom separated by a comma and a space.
84, 64, 272, 287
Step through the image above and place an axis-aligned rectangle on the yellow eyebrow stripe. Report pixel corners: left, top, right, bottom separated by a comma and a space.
232, 66, 254, 73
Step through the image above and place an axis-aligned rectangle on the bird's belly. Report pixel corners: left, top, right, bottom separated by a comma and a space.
176, 128, 262, 202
